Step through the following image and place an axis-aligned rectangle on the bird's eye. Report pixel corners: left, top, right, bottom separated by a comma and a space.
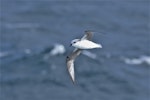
73, 41, 76, 43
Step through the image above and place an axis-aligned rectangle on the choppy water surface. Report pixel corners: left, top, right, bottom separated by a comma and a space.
0, 0, 150, 100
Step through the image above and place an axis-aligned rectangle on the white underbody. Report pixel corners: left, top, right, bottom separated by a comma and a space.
72, 39, 102, 49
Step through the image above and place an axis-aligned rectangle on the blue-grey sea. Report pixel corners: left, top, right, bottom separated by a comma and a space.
0, 0, 150, 100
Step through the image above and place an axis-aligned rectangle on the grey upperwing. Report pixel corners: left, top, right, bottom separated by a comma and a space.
81, 30, 93, 40
66, 49, 82, 84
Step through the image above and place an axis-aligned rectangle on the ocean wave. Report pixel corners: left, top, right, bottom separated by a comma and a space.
49, 44, 66, 56
122, 55, 150, 65
43, 44, 66, 61
1, 43, 66, 63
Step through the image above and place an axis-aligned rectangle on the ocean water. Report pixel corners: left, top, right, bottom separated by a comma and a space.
0, 0, 150, 100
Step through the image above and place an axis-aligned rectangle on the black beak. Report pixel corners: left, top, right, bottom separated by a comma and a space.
70, 44, 72, 47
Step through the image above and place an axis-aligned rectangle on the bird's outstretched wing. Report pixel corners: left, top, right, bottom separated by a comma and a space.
66, 30, 93, 84
66, 49, 82, 84
81, 30, 93, 40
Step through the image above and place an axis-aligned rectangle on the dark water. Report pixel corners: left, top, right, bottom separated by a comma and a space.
0, 0, 150, 100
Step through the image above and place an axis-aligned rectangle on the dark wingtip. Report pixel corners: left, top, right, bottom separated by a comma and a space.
85, 30, 92, 33
85, 30, 95, 33
66, 56, 69, 62
72, 81, 76, 85
71, 78, 76, 85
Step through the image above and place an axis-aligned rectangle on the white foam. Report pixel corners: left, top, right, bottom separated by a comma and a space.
123, 55, 150, 65
82, 50, 97, 59
50, 44, 66, 56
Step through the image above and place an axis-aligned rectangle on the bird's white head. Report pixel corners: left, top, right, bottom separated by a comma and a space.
70, 39, 80, 46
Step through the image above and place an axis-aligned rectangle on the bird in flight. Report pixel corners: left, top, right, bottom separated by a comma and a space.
66, 30, 102, 84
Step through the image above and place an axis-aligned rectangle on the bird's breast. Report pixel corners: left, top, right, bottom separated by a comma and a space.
73, 40, 102, 49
